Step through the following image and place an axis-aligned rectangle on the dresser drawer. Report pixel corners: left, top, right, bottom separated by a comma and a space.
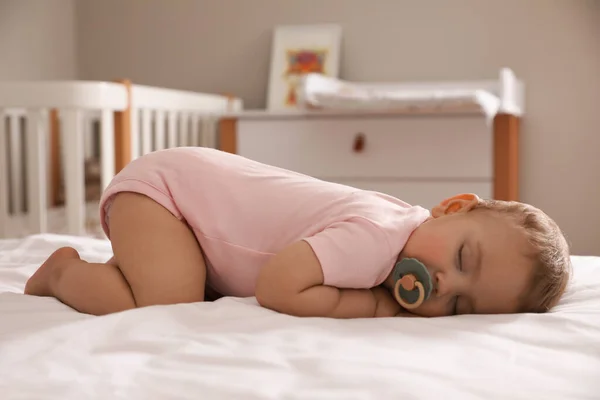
237, 116, 492, 179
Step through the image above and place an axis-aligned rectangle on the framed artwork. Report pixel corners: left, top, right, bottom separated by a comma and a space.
266, 24, 342, 111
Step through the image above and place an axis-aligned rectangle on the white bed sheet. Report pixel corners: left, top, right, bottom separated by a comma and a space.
0, 234, 599, 400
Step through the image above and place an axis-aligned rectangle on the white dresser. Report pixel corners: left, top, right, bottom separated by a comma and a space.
218, 109, 518, 209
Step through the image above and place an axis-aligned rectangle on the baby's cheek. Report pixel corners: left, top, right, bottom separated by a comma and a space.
409, 231, 448, 262
424, 238, 448, 260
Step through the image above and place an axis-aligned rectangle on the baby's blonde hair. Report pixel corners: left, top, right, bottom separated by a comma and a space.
473, 199, 571, 313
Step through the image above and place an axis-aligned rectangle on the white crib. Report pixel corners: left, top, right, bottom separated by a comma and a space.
0, 80, 242, 239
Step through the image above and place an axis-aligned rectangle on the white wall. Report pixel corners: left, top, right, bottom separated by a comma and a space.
76, 0, 600, 255
0, 0, 77, 80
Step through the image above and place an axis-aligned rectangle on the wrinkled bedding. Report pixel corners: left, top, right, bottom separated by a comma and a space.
1, 234, 599, 399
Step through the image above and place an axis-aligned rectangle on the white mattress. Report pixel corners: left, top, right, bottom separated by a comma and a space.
1, 234, 599, 399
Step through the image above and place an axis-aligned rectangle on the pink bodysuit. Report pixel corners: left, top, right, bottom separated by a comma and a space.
99, 147, 431, 297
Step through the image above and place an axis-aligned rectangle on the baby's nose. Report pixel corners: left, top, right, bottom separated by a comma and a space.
434, 272, 449, 297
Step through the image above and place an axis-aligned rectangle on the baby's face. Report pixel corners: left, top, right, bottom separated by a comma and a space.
393, 209, 534, 317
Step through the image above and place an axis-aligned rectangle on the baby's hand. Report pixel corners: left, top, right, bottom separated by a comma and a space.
371, 286, 402, 317
372, 286, 421, 317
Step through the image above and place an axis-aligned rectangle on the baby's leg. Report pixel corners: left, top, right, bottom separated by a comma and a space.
107, 192, 206, 307
25, 192, 207, 315
25, 247, 135, 314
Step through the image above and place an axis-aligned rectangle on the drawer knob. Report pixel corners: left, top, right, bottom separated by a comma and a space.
353, 133, 366, 153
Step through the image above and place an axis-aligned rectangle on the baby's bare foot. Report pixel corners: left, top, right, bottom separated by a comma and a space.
25, 247, 81, 297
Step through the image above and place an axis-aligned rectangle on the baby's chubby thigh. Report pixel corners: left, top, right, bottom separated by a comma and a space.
99, 149, 210, 307
106, 191, 208, 307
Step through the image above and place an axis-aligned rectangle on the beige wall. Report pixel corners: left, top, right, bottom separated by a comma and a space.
77, 0, 600, 255
0, 0, 77, 80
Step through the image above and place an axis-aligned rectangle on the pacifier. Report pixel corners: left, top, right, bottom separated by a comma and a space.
391, 258, 434, 310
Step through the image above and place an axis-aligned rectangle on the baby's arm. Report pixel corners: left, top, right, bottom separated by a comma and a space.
255, 240, 401, 318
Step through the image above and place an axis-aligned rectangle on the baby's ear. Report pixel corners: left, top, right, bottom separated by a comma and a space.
431, 193, 480, 218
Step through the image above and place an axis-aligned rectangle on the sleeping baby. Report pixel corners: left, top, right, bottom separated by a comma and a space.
24, 147, 572, 318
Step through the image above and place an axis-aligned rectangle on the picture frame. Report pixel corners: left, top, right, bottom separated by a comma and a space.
266, 24, 342, 111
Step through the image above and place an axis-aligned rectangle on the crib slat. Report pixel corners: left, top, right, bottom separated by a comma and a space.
84, 114, 94, 159
197, 115, 206, 147
9, 114, 22, 214
25, 110, 48, 234
100, 110, 115, 191
0, 112, 8, 237
167, 111, 177, 149
141, 109, 152, 155
179, 112, 189, 147
130, 108, 140, 161
209, 117, 219, 149
202, 116, 215, 148
154, 110, 165, 151
61, 109, 85, 236
198, 116, 206, 148
189, 114, 200, 147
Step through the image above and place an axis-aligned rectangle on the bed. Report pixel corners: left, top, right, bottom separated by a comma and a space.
0, 234, 599, 399
1, 71, 599, 399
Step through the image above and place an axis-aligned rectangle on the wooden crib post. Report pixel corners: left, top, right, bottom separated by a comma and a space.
113, 79, 133, 173
493, 113, 519, 201
218, 118, 237, 154
222, 93, 237, 113
218, 93, 240, 154
49, 109, 61, 207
